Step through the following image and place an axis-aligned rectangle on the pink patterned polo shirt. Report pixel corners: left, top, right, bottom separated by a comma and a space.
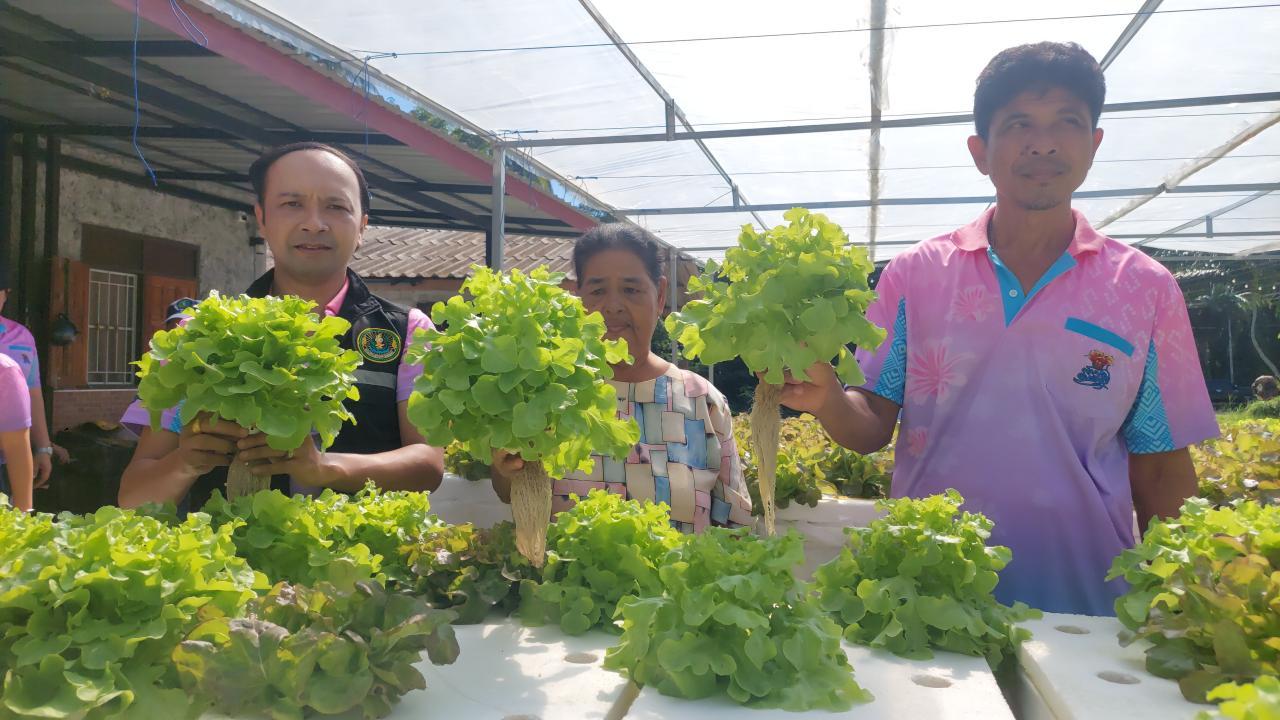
0, 319, 40, 389
0, 353, 30, 469
855, 207, 1218, 616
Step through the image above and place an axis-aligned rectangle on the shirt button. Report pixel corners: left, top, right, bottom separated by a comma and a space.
1008, 289, 1019, 297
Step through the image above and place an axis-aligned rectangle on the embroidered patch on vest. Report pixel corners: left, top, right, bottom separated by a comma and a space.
1072, 349, 1114, 390
357, 327, 402, 363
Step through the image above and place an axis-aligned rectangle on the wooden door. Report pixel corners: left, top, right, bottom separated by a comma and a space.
141, 274, 199, 346
48, 257, 89, 389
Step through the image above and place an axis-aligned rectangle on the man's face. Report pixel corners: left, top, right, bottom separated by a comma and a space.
968, 86, 1104, 212
254, 150, 366, 285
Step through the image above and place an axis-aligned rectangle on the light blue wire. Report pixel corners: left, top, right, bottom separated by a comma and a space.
351, 52, 396, 156
131, 1, 210, 185
169, 0, 210, 47
131, 0, 157, 186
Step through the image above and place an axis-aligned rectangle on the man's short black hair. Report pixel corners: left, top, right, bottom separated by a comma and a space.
249, 142, 371, 216
573, 223, 665, 286
974, 42, 1106, 140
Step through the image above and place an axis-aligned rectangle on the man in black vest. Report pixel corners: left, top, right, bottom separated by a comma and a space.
119, 143, 443, 509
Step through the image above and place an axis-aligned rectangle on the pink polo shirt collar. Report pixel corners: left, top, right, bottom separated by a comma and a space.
269, 276, 349, 317
950, 207, 1108, 256
323, 277, 350, 317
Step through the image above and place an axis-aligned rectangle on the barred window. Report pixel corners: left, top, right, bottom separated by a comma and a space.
87, 269, 139, 386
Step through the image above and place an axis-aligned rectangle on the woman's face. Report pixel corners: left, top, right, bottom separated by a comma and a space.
577, 247, 667, 364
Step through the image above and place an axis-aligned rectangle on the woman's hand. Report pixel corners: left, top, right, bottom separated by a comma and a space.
33, 454, 52, 489
32, 442, 70, 490
491, 449, 526, 475
489, 449, 537, 505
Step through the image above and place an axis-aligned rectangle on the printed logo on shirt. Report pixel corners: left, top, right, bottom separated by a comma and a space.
5, 346, 33, 372
1072, 349, 1114, 390
357, 328, 402, 363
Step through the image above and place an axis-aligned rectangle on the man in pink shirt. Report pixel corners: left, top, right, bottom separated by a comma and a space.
119, 142, 444, 510
783, 43, 1217, 615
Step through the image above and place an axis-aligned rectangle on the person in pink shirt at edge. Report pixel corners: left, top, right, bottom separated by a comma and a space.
0, 266, 71, 496
0, 353, 34, 511
781, 43, 1217, 616
118, 142, 444, 512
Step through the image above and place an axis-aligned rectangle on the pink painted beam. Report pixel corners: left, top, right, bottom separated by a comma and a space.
112, 0, 597, 230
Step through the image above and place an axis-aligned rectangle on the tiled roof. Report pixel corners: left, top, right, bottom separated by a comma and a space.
351, 226, 574, 280
351, 226, 699, 287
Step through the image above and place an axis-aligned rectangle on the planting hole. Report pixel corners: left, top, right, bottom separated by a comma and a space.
565, 652, 599, 664
911, 674, 952, 689
1097, 671, 1140, 685
1055, 625, 1090, 635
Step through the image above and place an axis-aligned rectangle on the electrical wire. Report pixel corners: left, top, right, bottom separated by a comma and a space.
570, 154, 1280, 180
345, 3, 1280, 57
130, 0, 157, 186
507, 110, 1280, 136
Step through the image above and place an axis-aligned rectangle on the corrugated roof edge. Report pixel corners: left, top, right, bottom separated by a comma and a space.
188, 0, 617, 224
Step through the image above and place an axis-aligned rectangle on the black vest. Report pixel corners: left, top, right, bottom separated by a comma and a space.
183, 269, 410, 512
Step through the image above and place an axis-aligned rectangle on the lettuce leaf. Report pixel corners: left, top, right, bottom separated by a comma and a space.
174, 581, 459, 720
520, 490, 682, 635
405, 266, 637, 478
604, 527, 872, 710
135, 292, 361, 451
813, 490, 1039, 665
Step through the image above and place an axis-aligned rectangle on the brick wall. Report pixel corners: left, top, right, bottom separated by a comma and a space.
52, 389, 137, 432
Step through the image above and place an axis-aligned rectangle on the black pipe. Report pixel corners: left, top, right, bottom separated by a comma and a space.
0, 123, 13, 285
37, 135, 58, 401
17, 132, 36, 322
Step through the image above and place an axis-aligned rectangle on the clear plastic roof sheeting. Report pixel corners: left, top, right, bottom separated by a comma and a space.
249, 0, 1279, 261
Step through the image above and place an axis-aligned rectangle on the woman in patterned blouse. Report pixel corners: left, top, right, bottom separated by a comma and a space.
491, 224, 753, 532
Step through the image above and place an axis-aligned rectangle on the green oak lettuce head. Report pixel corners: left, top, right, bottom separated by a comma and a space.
405, 265, 639, 478
1108, 498, 1280, 702
813, 490, 1039, 665
135, 292, 361, 452
665, 207, 886, 385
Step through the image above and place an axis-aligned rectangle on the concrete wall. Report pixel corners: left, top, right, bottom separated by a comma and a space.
57, 168, 257, 296
4, 141, 258, 297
